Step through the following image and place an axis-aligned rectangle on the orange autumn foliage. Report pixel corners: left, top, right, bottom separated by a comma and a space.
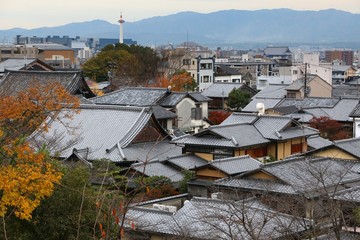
156, 72, 194, 92
0, 81, 80, 220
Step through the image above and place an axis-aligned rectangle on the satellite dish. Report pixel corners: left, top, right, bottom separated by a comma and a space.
256, 102, 265, 116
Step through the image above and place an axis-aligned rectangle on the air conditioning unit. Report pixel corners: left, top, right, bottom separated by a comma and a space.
211, 192, 223, 200
153, 204, 177, 213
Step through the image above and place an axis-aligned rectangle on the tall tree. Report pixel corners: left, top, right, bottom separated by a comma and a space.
227, 88, 251, 110
0, 82, 79, 221
82, 43, 159, 88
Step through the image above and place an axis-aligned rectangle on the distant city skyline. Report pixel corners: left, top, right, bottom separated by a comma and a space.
1, 0, 359, 30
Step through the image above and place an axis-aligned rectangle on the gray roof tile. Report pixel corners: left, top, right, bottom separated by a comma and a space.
0, 70, 93, 97
30, 104, 158, 162
130, 160, 185, 182
92, 87, 167, 106
220, 112, 258, 125
209, 155, 262, 175
202, 83, 248, 98
334, 137, 360, 159
276, 97, 340, 109
165, 153, 208, 170
307, 135, 333, 150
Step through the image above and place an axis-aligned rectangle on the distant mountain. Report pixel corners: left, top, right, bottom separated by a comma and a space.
1, 9, 359, 48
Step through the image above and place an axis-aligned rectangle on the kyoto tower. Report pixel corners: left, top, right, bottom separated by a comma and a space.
118, 14, 125, 44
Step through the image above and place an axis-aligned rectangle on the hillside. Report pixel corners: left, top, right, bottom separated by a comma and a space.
1, 9, 359, 48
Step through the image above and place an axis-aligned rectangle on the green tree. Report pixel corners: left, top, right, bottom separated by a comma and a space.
227, 88, 251, 110
82, 43, 159, 88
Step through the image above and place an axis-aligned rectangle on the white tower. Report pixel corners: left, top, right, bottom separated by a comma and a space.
118, 14, 125, 44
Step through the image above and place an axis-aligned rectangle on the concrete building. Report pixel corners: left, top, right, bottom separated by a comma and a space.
325, 50, 354, 66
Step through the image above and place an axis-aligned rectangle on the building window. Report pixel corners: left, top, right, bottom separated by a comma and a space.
191, 105, 202, 120
291, 143, 303, 154
245, 146, 267, 158
287, 92, 296, 98
183, 59, 191, 65
203, 76, 210, 83
200, 63, 212, 69
293, 70, 298, 74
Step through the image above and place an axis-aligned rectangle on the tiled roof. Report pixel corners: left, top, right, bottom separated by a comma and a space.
157, 92, 187, 107
92, 87, 167, 106
276, 97, 340, 109
253, 115, 292, 139
218, 157, 360, 196
0, 70, 93, 97
252, 84, 288, 99
210, 124, 271, 147
215, 178, 296, 194
130, 160, 185, 182
125, 196, 310, 239
334, 137, 360, 159
151, 105, 177, 119
332, 85, 360, 98
334, 186, 360, 203
269, 105, 299, 115
307, 135, 333, 150
220, 112, 258, 125
264, 46, 291, 56
285, 75, 317, 91
242, 97, 283, 112
122, 141, 182, 163
316, 231, 360, 240
202, 83, 247, 98
30, 104, 156, 162
257, 157, 360, 195
165, 153, 208, 170
209, 155, 262, 175
188, 92, 212, 102
0, 58, 36, 71
175, 114, 317, 148
349, 103, 360, 117
124, 207, 178, 235
173, 197, 308, 239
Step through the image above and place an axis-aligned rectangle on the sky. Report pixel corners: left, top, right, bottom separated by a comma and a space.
1, 0, 359, 30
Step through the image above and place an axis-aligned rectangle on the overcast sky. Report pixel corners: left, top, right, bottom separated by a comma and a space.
1, 0, 359, 29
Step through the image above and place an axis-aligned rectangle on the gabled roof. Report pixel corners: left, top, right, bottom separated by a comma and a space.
0, 70, 95, 98
0, 58, 55, 72
242, 97, 283, 112
202, 82, 256, 98
151, 105, 177, 119
334, 186, 360, 203
30, 104, 167, 162
207, 155, 262, 175
349, 103, 360, 117
129, 160, 185, 183
174, 114, 318, 148
334, 137, 360, 159
264, 46, 291, 56
157, 92, 211, 107
125, 196, 310, 239
164, 153, 208, 170
92, 87, 211, 107
241, 157, 360, 196
220, 112, 258, 125
122, 141, 182, 163
252, 84, 288, 99
91, 87, 167, 106
285, 75, 317, 91
276, 97, 340, 109
282, 98, 360, 122
307, 135, 333, 150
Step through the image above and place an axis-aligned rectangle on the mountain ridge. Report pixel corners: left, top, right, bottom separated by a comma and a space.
1, 9, 359, 48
